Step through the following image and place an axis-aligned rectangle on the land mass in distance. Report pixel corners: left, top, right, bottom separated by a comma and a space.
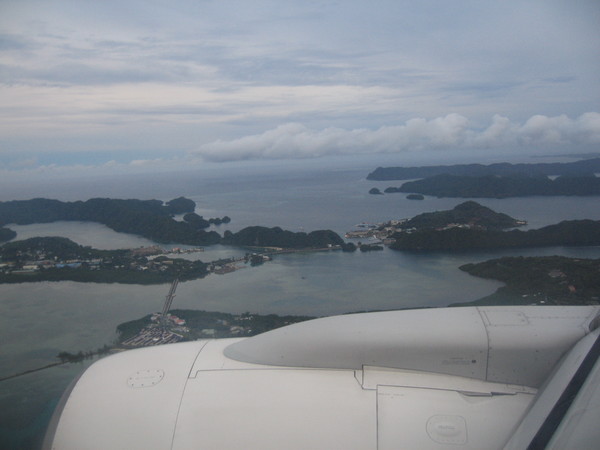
367, 157, 600, 180
452, 256, 600, 307
388, 173, 600, 198
389, 219, 600, 251
368, 158, 600, 198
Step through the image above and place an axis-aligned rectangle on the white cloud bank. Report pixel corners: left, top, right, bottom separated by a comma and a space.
193, 112, 600, 162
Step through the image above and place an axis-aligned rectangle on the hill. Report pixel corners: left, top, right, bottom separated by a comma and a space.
400, 201, 523, 230
222, 226, 344, 249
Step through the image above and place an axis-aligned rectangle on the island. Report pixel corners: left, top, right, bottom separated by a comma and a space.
0, 197, 223, 246
451, 256, 600, 307
45, 309, 316, 367
345, 201, 600, 251
116, 309, 316, 346
0, 231, 349, 284
222, 226, 345, 249
0, 197, 349, 252
366, 157, 600, 181
393, 173, 600, 198
0, 218, 350, 283
389, 219, 600, 251
345, 201, 525, 242
0, 237, 210, 284
379, 188, 425, 200
400, 201, 525, 231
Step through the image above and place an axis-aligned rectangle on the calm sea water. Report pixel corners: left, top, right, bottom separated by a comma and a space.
2, 156, 600, 449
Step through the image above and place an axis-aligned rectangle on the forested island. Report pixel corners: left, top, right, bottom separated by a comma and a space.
390, 219, 600, 251
0, 197, 223, 245
452, 256, 600, 307
400, 201, 524, 231
392, 173, 600, 198
0, 197, 347, 251
367, 157, 600, 180
367, 157, 600, 198
222, 226, 346, 249
351, 201, 524, 242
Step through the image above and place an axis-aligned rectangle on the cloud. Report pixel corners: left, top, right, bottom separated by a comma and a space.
9, 157, 38, 168
1, 1, 599, 167
0, 155, 189, 184
194, 113, 600, 162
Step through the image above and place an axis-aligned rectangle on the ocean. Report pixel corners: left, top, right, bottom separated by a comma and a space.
2, 154, 600, 449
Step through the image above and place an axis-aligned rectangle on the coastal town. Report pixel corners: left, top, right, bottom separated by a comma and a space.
117, 277, 314, 348
344, 220, 406, 244
0, 243, 205, 275
119, 309, 264, 348
344, 218, 527, 243
0, 237, 277, 283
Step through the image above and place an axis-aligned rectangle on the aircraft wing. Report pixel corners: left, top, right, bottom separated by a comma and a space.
44, 306, 600, 449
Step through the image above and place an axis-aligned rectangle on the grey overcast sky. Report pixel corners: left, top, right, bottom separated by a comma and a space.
1, 0, 599, 176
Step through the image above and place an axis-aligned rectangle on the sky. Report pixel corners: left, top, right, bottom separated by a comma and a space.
1, 0, 599, 178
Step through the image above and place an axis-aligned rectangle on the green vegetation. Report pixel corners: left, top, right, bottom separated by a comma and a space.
0, 197, 340, 251
0, 227, 16, 242
401, 201, 523, 230
57, 345, 112, 363
1, 236, 101, 260
0, 197, 221, 245
390, 220, 600, 251
222, 226, 344, 249
115, 315, 154, 341
366, 158, 600, 181
453, 256, 600, 306
0, 197, 350, 283
183, 212, 231, 229
390, 219, 600, 251
165, 196, 196, 214
183, 212, 210, 228
212, 216, 231, 225
396, 174, 600, 198
116, 309, 315, 342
